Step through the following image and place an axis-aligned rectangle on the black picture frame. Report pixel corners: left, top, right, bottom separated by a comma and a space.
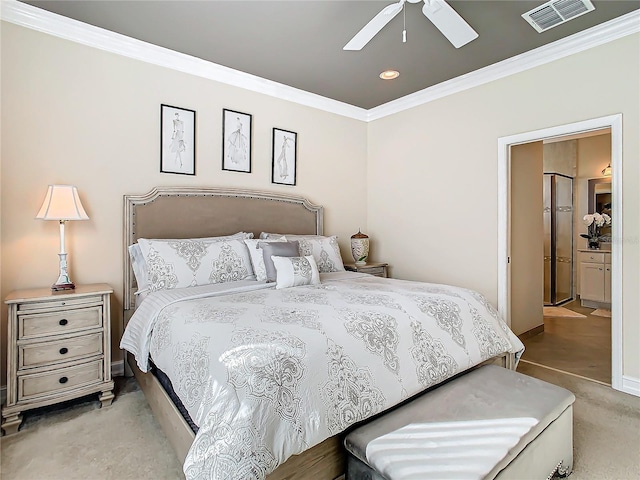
222, 108, 252, 173
160, 104, 196, 175
271, 128, 297, 186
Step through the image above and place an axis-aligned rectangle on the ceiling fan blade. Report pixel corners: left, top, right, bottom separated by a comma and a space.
343, 2, 404, 51
422, 0, 478, 48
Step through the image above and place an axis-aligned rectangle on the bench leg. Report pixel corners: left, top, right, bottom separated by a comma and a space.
346, 455, 386, 480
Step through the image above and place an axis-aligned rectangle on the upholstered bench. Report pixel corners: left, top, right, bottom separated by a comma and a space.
344, 365, 575, 480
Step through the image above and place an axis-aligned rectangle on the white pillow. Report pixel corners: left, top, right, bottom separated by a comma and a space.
283, 235, 345, 273
244, 237, 285, 281
128, 243, 149, 293
271, 255, 320, 289
137, 236, 255, 292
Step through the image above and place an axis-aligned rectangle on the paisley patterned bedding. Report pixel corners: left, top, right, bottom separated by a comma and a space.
121, 271, 524, 480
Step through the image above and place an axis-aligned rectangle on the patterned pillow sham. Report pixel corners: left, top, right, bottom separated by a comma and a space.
259, 241, 299, 282
244, 238, 285, 281
283, 235, 345, 273
137, 236, 255, 292
271, 255, 320, 289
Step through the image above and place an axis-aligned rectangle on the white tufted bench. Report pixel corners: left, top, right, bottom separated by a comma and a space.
344, 365, 575, 480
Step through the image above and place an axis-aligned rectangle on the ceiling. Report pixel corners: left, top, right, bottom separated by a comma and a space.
22, 1, 640, 110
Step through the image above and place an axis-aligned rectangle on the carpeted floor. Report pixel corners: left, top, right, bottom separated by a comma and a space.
517, 362, 640, 479
1, 378, 183, 479
2, 365, 639, 479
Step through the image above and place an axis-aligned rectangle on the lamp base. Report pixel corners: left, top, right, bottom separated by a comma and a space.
52, 252, 75, 291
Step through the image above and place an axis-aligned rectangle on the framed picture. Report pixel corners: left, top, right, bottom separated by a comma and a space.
160, 104, 195, 175
222, 108, 252, 173
272, 128, 297, 186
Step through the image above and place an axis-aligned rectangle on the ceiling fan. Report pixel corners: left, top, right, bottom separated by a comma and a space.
344, 0, 478, 50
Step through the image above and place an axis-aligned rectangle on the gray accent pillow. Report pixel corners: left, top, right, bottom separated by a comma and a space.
259, 241, 299, 282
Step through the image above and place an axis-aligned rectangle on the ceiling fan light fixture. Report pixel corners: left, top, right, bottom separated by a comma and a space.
380, 70, 400, 80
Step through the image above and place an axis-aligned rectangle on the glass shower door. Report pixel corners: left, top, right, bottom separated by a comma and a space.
554, 175, 573, 304
543, 175, 552, 305
543, 173, 574, 306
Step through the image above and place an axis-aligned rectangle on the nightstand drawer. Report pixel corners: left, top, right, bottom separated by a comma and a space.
19, 306, 102, 340
19, 333, 103, 369
17, 295, 102, 313
365, 267, 386, 277
18, 359, 103, 401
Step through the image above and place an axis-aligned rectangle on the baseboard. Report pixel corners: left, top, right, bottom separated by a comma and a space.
622, 375, 640, 397
111, 360, 125, 377
518, 324, 544, 341
1, 361, 125, 407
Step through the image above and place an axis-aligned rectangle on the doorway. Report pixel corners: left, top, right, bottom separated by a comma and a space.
497, 114, 624, 392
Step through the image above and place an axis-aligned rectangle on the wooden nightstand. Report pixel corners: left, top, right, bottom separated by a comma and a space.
344, 262, 388, 278
2, 284, 114, 435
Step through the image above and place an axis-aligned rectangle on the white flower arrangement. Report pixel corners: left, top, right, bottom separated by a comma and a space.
581, 212, 611, 248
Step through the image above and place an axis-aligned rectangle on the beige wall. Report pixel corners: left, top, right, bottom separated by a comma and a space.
0, 23, 368, 384
543, 140, 577, 178
510, 142, 544, 336
368, 34, 640, 379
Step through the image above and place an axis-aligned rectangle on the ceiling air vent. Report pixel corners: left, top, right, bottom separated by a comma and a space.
522, 0, 595, 33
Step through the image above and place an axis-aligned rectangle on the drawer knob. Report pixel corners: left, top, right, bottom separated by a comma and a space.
59, 376, 68, 384
59, 319, 68, 326
59, 347, 69, 355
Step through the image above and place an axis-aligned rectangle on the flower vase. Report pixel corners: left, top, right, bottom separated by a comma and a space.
351, 230, 370, 266
588, 238, 600, 250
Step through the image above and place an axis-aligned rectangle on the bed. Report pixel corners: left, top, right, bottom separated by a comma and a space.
120, 186, 523, 480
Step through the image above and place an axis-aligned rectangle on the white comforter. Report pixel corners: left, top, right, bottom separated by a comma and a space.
121, 272, 524, 480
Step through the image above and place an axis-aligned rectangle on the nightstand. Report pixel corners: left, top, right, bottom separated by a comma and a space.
2, 284, 114, 435
344, 262, 388, 278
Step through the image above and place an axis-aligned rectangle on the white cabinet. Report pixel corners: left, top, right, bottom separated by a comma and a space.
579, 251, 611, 308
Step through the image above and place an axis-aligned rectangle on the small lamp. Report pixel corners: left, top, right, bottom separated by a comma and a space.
36, 185, 89, 291
601, 162, 612, 176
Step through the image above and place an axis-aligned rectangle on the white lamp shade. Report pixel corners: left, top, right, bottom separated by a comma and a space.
36, 185, 89, 220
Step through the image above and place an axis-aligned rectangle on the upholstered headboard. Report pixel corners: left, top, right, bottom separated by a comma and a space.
123, 186, 323, 311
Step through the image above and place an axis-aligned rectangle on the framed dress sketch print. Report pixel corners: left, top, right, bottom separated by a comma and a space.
222, 108, 252, 173
272, 128, 297, 186
160, 104, 195, 175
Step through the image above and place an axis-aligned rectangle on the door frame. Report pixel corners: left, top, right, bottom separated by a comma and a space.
497, 114, 623, 392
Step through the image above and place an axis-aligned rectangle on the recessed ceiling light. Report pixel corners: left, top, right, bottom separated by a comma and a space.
379, 70, 399, 80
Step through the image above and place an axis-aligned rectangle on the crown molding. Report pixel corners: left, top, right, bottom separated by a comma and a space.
367, 9, 640, 121
1, 1, 638, 123
0, 0, 368, 121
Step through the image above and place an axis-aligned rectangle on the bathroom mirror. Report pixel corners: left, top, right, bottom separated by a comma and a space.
588, 177, 611, 240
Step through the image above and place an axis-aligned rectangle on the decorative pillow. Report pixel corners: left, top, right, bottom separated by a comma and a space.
137, 237, 255, 292
283, 235, 345, 273
244, 238, 285, 281
128, 243, 149, 293
259, 241, 299, 282
271, 255, 320, 289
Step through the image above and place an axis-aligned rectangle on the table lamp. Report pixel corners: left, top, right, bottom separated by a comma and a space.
36, 185, 89, 291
